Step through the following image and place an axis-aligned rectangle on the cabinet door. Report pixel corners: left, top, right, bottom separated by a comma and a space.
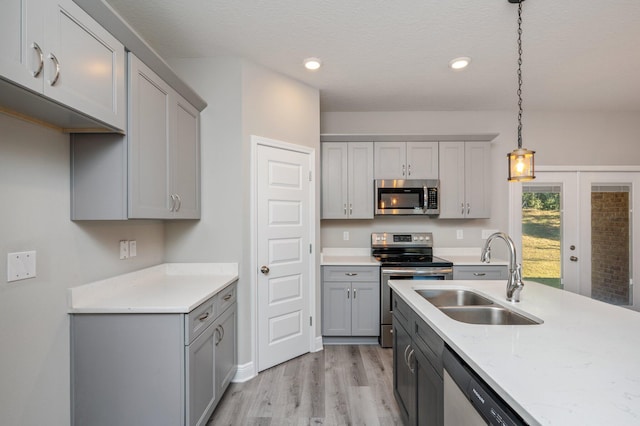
0, 0, 43, 92
215, 305, 236, 400
186, 322, 216, 426
44, 0, 125, 130
351, 281, 380, 336
438, 142, 466, 218
464, 141, 491, 219
407, 142, 439, 179
347, 142, 374, 219
128, 54, 172, 219
321, 142, 348, 219
393, 320, 416, 425
171, 94, 200, 218
415, 348, 444, 426
322, 281, 351, 336
374, 142, 407, 179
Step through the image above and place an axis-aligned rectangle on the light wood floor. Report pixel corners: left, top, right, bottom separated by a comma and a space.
207, 345, 402, 425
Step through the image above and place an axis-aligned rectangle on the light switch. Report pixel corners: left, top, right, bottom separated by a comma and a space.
7, 251, 37, 282
129, 240, 137, 257
343, 231, 350, 241
456, 230, 464, 240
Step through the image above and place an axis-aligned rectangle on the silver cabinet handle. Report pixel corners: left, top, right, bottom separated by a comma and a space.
343, 203, 347, 215
346, 288, 350, 299
467, 202, 470, 214
169, 194, 176, 211
407, 349, 415, 373
48, 53, 60, 86
198, 312, 209, 321
214, 326, 222, 345
260, 265, 270, 274
223, 293, 232, 301
345, 272, 358, 276
353, 289, 357, 299
219, 324, 225, 342
349, 203, 353, 215
403, 344, 411, 367
175, 194, 182, 212
31, 42, 44, 77
473, 272, 486, 277
402, 164, 406, 176
408, 164, 411, 176
461, 203, 464, 214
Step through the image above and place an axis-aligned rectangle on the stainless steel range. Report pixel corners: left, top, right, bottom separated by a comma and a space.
372, 232, 453, 347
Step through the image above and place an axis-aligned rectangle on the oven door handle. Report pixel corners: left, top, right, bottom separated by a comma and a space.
382, 268, 452, 276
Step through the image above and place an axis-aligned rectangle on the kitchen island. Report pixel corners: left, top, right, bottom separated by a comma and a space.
390, 279, 640, 425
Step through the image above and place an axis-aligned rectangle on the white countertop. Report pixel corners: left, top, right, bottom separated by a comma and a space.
390, 279, 640, 425
68, 263, 239, 314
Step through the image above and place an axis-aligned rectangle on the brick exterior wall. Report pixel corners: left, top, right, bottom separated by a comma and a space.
591, 192, 630, 305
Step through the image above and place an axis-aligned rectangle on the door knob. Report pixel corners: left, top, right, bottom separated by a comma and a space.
260, 265, 270, 274
570, 256, 578, 262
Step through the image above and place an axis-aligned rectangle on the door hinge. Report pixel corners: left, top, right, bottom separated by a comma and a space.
309, 171, 312, 182
310, 316, 313, 326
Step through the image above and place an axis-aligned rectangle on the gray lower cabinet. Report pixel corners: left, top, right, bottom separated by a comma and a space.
453, 265, 508, 280
71, 282, 236, 426
393, 291, 444, 426
322, 266, 380, 336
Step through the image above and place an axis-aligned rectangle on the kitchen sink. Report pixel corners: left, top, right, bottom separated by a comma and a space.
416, 289, 494, 307
439, 306, 541, 325
414, 288, 542, 325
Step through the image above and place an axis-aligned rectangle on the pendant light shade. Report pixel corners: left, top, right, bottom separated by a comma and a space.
508, 148, 535, 181
507, 0, 535, 182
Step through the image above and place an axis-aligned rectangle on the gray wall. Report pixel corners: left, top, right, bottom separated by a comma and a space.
0, 114, 164, 426
320, 110, 640, 249
164, 57, 321, 368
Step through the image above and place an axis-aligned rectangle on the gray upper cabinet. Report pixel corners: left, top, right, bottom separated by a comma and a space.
0, 0, 126, 131
70, 54, 200, 220
322, 142, 374, 219
128, 54, 200, 219
374, 142, 439, 180
439, 141, 491, 219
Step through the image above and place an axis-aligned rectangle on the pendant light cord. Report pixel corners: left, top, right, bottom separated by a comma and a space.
516, 0, 524, 149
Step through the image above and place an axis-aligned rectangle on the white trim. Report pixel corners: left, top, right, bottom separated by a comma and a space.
249, 135, 317, 376
313, 336, 324, 352
231, 362, 256, 383
537, 165, 640, 172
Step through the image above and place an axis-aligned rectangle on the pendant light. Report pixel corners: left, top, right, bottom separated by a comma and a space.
507, 0, 535, 182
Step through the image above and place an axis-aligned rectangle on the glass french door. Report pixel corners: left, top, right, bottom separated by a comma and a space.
513, 170, 639, 310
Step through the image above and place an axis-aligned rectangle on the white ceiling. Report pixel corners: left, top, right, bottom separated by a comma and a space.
105, 0, 640, 112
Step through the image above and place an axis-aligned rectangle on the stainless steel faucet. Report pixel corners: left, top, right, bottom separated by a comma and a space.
481, 232, 524, 302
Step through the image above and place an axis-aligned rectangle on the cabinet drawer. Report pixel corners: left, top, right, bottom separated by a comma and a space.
186, 297, 216, 344
413, 315, 444, 375
392, 292, 412, 332
453, 265, 508, 280
217, 281, 237, 314
323, 266, 380, 282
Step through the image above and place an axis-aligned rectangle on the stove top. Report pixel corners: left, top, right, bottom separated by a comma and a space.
371, 232, 452, 267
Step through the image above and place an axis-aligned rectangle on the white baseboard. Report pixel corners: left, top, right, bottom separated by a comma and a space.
313, 335, 324, 352
232, 361, 256, 383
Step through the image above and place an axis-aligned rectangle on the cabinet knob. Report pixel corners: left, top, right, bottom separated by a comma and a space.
260, 265, 270, 274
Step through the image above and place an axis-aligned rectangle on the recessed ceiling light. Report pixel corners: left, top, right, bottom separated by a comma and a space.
449, 57, 471, 70
303, 57, 322, 71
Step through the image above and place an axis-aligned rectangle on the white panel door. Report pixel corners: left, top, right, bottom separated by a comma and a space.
257, 144, 310, 371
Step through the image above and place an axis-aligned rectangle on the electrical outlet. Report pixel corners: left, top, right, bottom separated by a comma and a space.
343, 231, 349, 241
456, 230, 464, 240
129, 240, 137, 257
482, 229, 500, 239
119, 240, 129, 259
7, 251, 37, 282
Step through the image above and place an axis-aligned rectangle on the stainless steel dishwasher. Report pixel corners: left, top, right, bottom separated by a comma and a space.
443, 347, 527, 426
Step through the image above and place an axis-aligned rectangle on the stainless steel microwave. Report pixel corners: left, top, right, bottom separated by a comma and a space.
375, 179, 439, 215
